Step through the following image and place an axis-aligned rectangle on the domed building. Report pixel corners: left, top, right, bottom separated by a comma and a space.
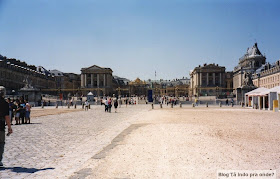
233, 43, 266, 102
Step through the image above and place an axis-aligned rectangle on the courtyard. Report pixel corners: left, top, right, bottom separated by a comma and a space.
0, 104, 279, 178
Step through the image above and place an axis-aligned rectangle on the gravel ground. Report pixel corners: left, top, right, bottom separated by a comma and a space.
75, 106, 280, 179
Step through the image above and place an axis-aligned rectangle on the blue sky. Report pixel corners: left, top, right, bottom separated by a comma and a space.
0, 0, 279, 80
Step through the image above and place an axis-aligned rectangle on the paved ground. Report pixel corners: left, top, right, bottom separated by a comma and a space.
1, 104, 279, 179
70, 106, 280, 179
0, 104, 150, 178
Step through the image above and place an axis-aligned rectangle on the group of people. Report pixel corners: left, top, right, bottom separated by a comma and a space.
7, 97, 31, 125
103, 98, 118, 113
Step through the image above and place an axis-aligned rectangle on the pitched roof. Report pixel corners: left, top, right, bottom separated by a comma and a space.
81, 65, 112, 72
245, 87, 268, 96
239, 43, 264, 61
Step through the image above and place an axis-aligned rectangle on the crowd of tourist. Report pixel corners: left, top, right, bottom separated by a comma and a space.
6, 97, 31, 125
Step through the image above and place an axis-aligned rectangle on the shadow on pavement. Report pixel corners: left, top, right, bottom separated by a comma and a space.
0, 167, 54, 173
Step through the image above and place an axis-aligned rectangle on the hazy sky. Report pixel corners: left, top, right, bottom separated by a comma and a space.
0, 0, 280, 80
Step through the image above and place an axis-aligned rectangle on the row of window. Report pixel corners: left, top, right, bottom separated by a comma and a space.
259, 74, 280, 85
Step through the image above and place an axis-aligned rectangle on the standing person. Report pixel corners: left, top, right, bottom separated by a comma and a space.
25, 100, 31, 124
226, 99, 229, 106
19, 99, 26, 124
125, 98, 128, 107
15, 100, 21, 125
114, 99, 118, 113
0, 86, 13, 167
84, 100, 89, 111
7, 98, 13, 125
108, 98, 112, 113
104, 98, 108, 112
231, 98, 234, 107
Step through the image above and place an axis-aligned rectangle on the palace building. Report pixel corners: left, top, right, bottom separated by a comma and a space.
189, 63, 233, 97
80, 65, 113, 96
252, 60, 280, 89
233, 43, 266, 102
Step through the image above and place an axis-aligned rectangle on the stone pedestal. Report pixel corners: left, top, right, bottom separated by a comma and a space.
236, 86, 256, 104
19, 87, 41, 106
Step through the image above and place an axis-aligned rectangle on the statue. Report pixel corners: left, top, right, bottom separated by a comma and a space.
23, 76, 34, 89
243, 72, 253, 86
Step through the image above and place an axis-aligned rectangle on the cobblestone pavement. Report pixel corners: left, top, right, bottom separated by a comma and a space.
0, 104, 150, 179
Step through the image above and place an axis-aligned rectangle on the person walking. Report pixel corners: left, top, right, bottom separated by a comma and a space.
231, 98, 234, 107
0, 86, 13, 167
108, 98, 112, 113
114, 99, 118, 113
104, 98, 108, 112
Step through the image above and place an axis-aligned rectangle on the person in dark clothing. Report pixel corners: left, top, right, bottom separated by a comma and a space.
114, 99, 118, 113
0, 86, 13, 167
19, 99, 26, 124
226, 99, 229, 106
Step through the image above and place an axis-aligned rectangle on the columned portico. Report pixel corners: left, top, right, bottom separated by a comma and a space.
103, 74, 106, 87
81, 74, 84, 87
91, 74, 94, 87
81, 65, 113, 96
97, 74, 100, 88
84, 74, 87, 87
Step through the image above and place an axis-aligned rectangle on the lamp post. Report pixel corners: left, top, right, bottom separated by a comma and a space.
175, 87, 179, 97
216, 86, 219, 98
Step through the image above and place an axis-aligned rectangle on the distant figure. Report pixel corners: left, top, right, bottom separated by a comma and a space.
15, 100, 21, 125
19, 99, 26, 124
104, 98, 108, 112
231, 98, 234, 107
108, 98, 112, 113
226, 99, 229, 106
7, 98, 14, 125
114, 99, 118, 113
125, 98, 128, 107
25, 100, 31, 124
195, 98, 198, 106
84, 100, 89, 111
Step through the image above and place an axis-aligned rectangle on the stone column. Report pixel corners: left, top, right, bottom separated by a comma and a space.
91, 74, 94, 87
84, 74, 87, 87
97, 74, 100, 88
206, 73, 209, 86
81, 74, 84, 87
103, 74, 106, 87
213, 73, 215, 85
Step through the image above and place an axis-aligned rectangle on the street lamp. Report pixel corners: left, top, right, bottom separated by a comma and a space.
216, 86, 219, 98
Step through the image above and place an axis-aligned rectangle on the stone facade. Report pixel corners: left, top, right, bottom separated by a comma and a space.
80, 65, 113, 96
0, 56, 56, 94
233, 43, 266, 90
233, 43, 266, 102
252, 60, 280, 88
189, 63, 232, 97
